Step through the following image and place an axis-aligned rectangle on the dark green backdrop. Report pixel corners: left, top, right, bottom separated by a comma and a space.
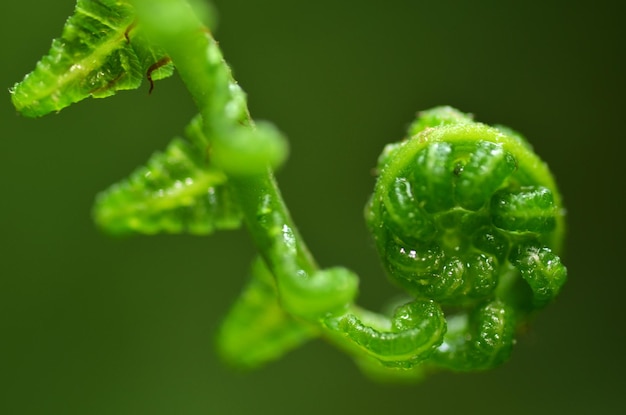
1, 0, 623, 414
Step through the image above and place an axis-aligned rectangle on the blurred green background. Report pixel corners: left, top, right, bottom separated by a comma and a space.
1, 0, 623, 413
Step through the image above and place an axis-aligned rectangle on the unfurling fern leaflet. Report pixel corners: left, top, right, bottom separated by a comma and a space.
217, 257, 318, 368
356, 106, 566, 373
94, 115, 242, 235
10, 0, 173, 117
366, 106, 565, 310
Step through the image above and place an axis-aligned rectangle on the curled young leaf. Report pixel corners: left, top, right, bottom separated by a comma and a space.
366, 106, 566, 308
363, 106, 567, 373
324, 300, 446, 368
217, 258, 318, 368
94, 116, 242, 235
432, 299, 516, 371
10, 0, 173, 117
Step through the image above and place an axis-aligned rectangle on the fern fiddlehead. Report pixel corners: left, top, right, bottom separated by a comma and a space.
11, 0, 567, 381
357, 107, 566, 372
367, 107, 565, 309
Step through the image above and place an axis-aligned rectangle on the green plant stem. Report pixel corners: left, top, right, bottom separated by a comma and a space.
130, 0, 319, 282
130, 2, 449, 373
229, 173, 319, 280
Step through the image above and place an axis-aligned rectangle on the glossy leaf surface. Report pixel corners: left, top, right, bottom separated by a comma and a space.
367, 106, 566, 307
363, 106, 567, 373
10, 0, 173, 117
94, 116, 242, 235
217, 258, 317, 368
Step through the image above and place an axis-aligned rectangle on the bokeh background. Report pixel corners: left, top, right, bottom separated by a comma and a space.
1, 0, 623, 414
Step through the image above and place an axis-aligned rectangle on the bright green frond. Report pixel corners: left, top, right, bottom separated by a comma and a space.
94, 116, 242, 235
10, 0, 173, 117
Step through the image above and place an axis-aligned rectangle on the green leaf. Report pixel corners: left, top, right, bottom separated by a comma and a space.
94, 116, 242, 235
10, 0, 173, 117
431, 300, 516, 371
217, 258, 318, 368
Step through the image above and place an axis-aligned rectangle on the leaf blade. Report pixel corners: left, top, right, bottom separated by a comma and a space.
217, 258, 318, 368
10, 0, 172, 117
94, 116, 242, 235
